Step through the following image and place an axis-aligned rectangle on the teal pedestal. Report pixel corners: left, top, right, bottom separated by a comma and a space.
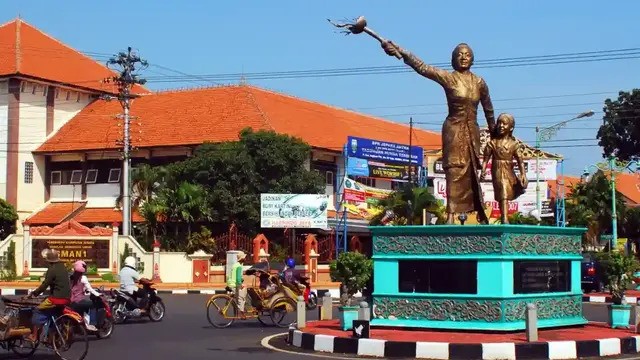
608, 304, 631, 329
370, 224, 587, 331
338, 306, 359, 331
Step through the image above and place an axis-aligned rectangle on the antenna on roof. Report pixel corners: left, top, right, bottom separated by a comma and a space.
239, 65, 247, 85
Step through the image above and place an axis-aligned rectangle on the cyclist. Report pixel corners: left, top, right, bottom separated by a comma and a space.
24, 249, 71, 343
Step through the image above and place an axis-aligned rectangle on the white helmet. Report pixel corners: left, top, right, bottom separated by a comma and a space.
124, 256, 136, 268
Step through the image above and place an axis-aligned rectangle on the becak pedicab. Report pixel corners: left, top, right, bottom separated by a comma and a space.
206, 261, 297, 328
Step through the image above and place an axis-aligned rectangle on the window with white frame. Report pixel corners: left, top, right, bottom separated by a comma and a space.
108, 168, 121, 183
85, 169, 98, 184
70, 170, 83, 184
325, 171, 334, 186
24, 162, 33, 184
50, 171, 62, 185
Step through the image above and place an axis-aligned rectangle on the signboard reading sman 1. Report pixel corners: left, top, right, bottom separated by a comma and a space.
260, 194, 329, 229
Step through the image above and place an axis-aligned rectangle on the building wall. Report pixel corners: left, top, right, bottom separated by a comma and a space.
86, 184, 120, 207
53, 88, 93, 134
17, 85, 48, 221
0, 80, 8, 199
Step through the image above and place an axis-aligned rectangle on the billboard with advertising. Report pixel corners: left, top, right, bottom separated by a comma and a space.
345, 136, 423, 181
427, 156, 557, 181
432, 178, 553, 218
339, 176, 394, 219
260, 194, 329, 228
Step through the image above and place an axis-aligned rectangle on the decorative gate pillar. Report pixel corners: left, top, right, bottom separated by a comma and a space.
350, 236, 362, 253
22, 223, 30, 276
304, 234, 318, 267
252, 234, 269, 263
152, 239, 161, 282
308, 248, 319, 283
110, 222, 120, 274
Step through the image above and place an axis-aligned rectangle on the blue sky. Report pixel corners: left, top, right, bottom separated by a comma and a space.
3, 1, 639, 176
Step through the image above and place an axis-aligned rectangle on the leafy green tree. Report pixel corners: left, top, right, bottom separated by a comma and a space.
369, 186, 445, 225
329, 252, 373, 306
622, 206, 640, 239
596, 89, 640, 161
508, 212, 540, 225
0, 199, 18, 240
595, 251, 640, 304
167, 128, 324, 234
566, 171, 626, 245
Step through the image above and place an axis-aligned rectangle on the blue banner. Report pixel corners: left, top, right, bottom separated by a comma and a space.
346, 136, 423, 166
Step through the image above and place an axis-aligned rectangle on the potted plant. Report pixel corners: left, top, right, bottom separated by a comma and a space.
329, 251, 373, 331
596, 250, 640, 328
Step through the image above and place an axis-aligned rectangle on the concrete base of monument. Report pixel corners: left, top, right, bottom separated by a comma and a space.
287, 320, 640, 359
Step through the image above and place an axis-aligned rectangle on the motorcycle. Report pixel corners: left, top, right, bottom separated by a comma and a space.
109, 278, 165, 324
300, 276, 318, 310
87, 287, 114, 339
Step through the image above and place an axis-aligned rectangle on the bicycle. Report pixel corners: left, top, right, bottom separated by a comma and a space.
1, 296, 89, 360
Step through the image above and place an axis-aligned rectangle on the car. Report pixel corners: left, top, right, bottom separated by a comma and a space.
581, 252, 604, 293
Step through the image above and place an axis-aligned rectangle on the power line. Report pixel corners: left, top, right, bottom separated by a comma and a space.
139, 48, 640, 82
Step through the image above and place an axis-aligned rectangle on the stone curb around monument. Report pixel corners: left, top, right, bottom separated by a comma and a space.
287, 328, 640, 359
582, 295, 638, 304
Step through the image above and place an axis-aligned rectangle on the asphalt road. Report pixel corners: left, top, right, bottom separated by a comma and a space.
4, 297, 639, 360
4, 294, 313, 360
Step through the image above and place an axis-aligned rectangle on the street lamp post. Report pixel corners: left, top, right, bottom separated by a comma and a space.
535, 110, 595, 218
583, 158, 640, 251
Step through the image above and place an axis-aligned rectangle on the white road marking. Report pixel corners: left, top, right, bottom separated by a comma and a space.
260, 333, 357, 359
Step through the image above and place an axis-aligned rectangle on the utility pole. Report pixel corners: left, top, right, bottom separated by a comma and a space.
105, 47, 148, 237
407, 117, 414, 225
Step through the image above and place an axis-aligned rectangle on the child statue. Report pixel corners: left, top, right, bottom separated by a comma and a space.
479, 113, 528, 224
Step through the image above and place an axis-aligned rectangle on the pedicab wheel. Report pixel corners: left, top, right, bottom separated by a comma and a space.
206, 295, 235, 329
9, 337, 38, 358
52, 314, 89, 360
256, 310, 273, 326
269, 298, 297, 328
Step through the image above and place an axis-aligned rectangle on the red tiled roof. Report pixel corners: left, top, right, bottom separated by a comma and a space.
24, 202, 85, 225
73, 207, 144, 223
24, 201, 144, 225
615, 172, 640, 205
547, 175, 581, 199
35, 85, 441, 153
548, 173, 640, 206
0, 18, 147, 94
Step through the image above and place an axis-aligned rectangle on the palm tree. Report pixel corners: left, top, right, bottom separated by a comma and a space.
143, 181, 210, 250
369, 185, 446, 225
115, 164, 166, 210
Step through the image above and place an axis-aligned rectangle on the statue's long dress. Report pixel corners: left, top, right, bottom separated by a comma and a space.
404, 53, 495, 213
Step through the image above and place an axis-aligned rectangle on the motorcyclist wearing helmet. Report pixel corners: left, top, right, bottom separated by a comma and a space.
119, 256, 148, 313
281, 258, 302, 286
69, 260, 100, 331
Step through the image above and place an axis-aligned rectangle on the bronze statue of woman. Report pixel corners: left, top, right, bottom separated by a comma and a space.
382, 41, 496, 224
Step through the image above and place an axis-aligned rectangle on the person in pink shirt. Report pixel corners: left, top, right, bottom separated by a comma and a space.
69, 260, 101, 331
